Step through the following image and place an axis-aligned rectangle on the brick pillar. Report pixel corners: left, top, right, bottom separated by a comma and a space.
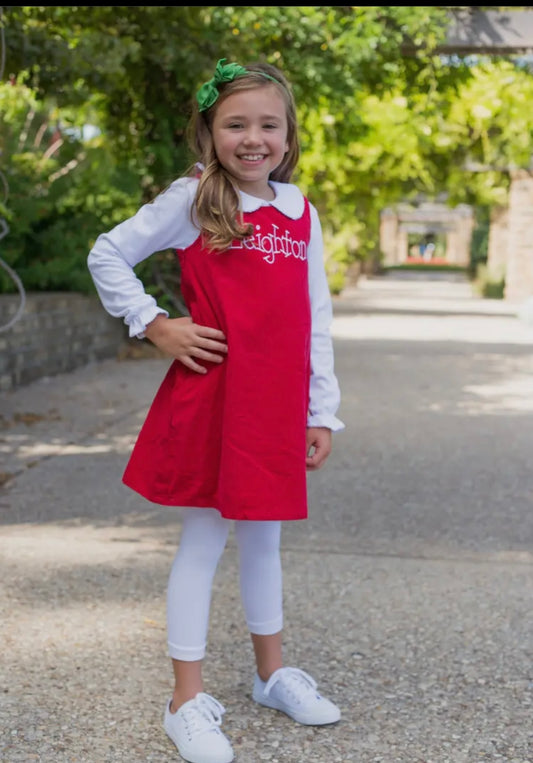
504, 170, 533, 302
445, 230, 459, 264
380, 208, 399, 265
445, 206, 474, 266
486, 206, 509, 280
397, 229, 409, 263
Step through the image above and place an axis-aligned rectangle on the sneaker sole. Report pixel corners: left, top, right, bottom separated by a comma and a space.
252, 692, 341, 726
164, 719, 234, 763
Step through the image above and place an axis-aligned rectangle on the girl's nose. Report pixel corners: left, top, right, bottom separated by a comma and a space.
243, 127, 262, 145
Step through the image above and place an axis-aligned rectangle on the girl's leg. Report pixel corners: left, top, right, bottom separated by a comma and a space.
166, 507, 230, 711
235, 522, 341, 727
250, 631, 283, 682
234, 520, 283, 680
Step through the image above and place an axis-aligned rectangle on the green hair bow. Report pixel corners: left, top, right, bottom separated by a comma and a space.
196, 58, 279, 112
196, 59, 248, 112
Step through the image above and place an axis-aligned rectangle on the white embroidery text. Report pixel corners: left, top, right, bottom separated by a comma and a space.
232, 223, 307, 264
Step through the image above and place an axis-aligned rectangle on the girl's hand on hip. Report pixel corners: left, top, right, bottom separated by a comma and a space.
306, 427, 332, 470
144, 315, 228, 374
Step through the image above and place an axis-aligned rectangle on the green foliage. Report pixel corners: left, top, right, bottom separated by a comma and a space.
470, 205, 490, 273
0, 78, 141, 294
2, 6, 533, 299
472, 263, 505, 299
384, 263, 468, 273
437, 60, 533, 207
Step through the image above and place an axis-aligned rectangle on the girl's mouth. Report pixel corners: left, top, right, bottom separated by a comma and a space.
239, 154, 266, 162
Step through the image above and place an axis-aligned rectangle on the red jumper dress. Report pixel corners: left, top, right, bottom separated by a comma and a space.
122, 198, 312, 521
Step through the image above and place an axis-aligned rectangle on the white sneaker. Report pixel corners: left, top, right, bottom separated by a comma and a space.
252, 667, 341, 726
163, 692, 234, 763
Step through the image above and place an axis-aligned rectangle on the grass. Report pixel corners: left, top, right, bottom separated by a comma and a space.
383, 258, 468, 274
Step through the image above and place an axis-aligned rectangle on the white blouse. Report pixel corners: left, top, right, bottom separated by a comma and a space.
88, 177, 344, 432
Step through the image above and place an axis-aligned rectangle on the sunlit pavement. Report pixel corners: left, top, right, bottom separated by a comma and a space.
1, 272, 532, 762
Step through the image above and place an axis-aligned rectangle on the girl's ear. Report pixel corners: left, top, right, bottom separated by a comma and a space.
284, 141, 289, 153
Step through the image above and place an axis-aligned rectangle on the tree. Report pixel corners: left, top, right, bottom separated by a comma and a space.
2, 6, 533, 299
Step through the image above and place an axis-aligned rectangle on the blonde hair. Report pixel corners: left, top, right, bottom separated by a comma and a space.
187, 62, 300, 252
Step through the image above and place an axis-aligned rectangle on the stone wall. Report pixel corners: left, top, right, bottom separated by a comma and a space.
0, 292, 126, 392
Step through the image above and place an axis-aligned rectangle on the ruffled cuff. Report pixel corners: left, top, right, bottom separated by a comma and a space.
307, 413, 346, 432
128, 305, 169, 339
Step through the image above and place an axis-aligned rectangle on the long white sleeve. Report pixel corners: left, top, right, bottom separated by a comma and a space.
87, 177, 199, 338
307, 203, 345, 432
88, 177, 344, 432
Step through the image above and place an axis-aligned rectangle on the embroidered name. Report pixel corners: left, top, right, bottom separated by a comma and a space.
231, 223, 307, 264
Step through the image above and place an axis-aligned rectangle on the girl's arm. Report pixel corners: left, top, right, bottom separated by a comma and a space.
307, 204, 345, 433
87, 178, 199, 338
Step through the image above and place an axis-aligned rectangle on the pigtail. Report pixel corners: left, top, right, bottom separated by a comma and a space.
195, 159, 253, 252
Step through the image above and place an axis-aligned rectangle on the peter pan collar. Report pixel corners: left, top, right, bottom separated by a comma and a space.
240, 182, 305, 220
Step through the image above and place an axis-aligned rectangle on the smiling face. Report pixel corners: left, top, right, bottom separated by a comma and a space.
211, 84, 289, 200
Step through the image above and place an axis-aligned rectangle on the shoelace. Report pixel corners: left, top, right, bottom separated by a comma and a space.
263, 667, 318, 704
181, 693, 226, 737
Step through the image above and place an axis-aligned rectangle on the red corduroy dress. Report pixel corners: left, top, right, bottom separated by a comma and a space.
122, 199, 312, 521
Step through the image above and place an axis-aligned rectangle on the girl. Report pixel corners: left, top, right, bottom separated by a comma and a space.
88, 58, 344, 763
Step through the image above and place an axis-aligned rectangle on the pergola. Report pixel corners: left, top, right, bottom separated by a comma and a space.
434, 8, 533, 56
380, 202, 475, 269
381, 9, 533, 301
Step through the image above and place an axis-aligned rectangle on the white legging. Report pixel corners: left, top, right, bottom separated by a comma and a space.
167, 507, 283, 661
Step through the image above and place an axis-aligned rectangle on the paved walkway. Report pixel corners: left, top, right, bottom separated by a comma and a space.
1, 273, 532, 762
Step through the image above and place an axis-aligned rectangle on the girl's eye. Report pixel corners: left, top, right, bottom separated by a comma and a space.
228, 122, 243, 129
264, 123, 278, 130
